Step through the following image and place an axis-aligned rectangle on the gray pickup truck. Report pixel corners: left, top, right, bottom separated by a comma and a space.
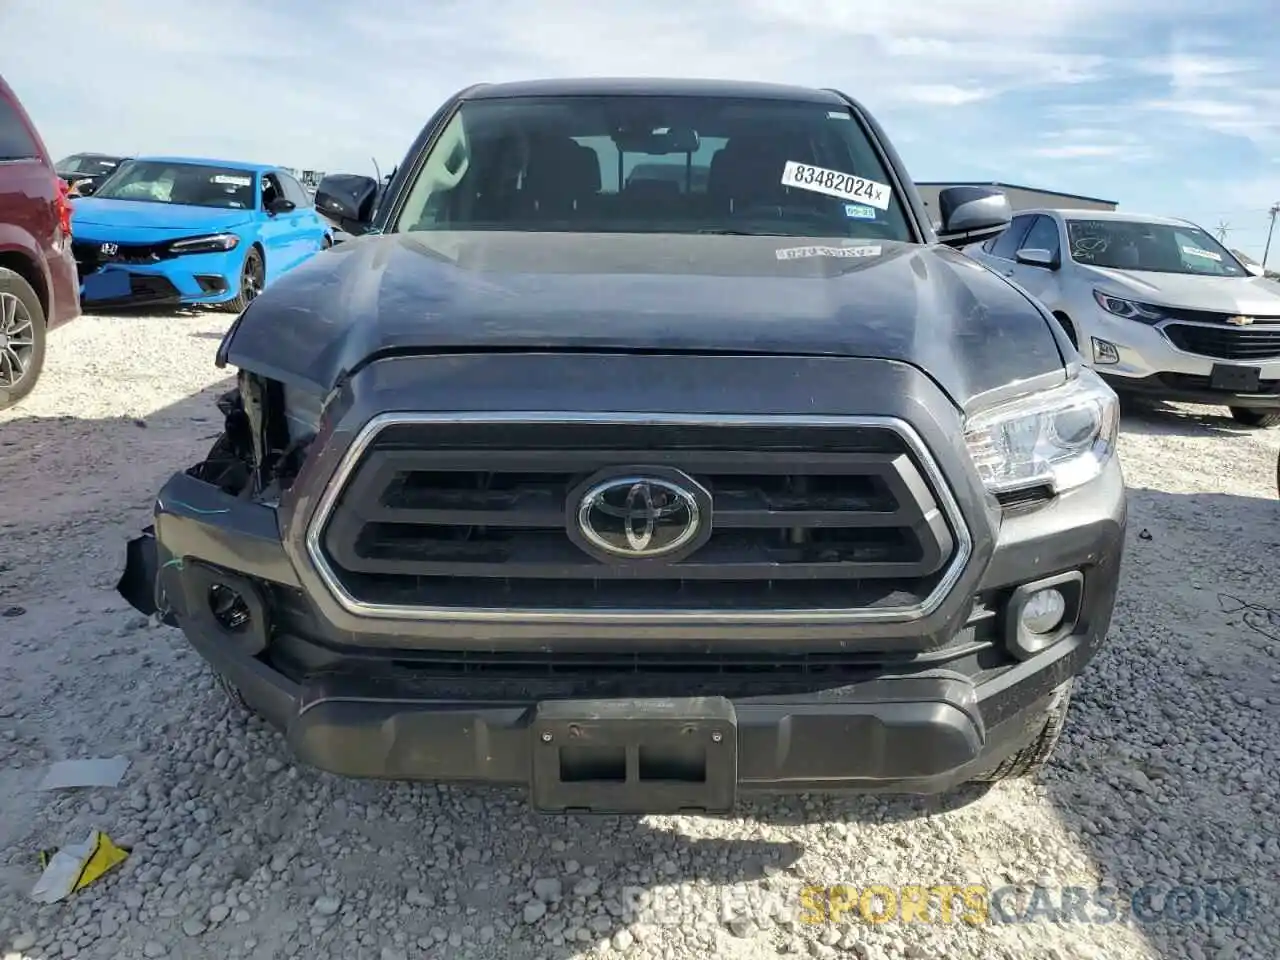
119, 78, 1126, 815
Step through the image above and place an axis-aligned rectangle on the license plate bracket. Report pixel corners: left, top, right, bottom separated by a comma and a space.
530, 697, 737, 815
1210, 363, 1261, 392
81, 269, 131, 302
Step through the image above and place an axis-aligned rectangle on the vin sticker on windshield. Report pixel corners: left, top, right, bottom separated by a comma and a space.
213, 175, 252, 186
775, 244, 883, 261
780, 161, 892, 210
845, 204, 877, 220
1181, 245, 1222, 262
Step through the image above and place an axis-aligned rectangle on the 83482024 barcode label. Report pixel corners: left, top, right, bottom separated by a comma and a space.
779, 162, 892, 210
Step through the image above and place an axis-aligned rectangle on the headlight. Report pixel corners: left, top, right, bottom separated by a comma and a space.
169, 233, 240, 254
282, 385, 323, 442
964, 368, 1120, 494
1092, 290, 1163, 323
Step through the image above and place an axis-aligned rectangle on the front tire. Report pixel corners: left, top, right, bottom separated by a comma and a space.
1228, 407, 1280, 429
0, 268, 47, 411
971, 680, 1073, 782
220, 247, 265, 313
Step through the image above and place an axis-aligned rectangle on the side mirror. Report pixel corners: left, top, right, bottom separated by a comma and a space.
936, 186, 1013, 248
267, 197, 296, 215
73, 178, 97, 196
315, 173, 379, 235
1015, 247, 1057, 269
1242, 261, 1265, 277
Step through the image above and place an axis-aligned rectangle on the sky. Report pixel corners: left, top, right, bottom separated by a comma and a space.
4, 0, 1279, 264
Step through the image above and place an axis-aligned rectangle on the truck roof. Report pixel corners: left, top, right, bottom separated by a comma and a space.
462, 77, 849, 105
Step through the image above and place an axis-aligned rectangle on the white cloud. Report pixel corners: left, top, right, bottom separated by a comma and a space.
1130, 36, 1280, 146
1029, 144, 1147, 160
896, 85, 992, 107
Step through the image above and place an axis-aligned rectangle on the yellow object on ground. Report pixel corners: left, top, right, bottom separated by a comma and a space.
30, 830, 130, 904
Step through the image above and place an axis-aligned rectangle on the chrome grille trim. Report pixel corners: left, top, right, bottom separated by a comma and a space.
303, 412, 974, 624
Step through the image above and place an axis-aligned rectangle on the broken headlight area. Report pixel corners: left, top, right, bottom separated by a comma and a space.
187, 371, 324, 500
117, 370, 326, 620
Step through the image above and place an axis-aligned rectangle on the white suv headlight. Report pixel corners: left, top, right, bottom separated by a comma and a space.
964, 368, 1120, 494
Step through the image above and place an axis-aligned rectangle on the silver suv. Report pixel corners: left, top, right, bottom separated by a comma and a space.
966, 209, 1280, 428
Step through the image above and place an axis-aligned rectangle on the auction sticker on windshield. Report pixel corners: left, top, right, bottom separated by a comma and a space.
780, 162, 892, 210
775, 244, 882, 261
213, 175, 252, 186
1182, 245, 1222, 262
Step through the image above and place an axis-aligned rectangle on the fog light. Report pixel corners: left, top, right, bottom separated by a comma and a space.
208, 584, 251, 633
1091, 338, 1120, 364
1004, 571, 1084, 662
1019, 588, 1066, 635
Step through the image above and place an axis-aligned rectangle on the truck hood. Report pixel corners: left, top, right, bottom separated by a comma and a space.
70, 197, 253, 235
1083, 263, 1280, 315
223, 231, 1068, 406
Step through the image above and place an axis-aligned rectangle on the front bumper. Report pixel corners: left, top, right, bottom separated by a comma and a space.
121, 448, 1125, 812
1082, 310, 1280, 408
182, 604, 1086, 810
76, 250, 241, 308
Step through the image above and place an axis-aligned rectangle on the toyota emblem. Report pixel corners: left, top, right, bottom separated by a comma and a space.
572, 472, 707, 561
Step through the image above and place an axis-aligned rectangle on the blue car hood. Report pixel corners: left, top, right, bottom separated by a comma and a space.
71, 198, 253, 236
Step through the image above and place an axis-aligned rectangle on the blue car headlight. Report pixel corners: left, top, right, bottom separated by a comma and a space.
168, 233, 240, 255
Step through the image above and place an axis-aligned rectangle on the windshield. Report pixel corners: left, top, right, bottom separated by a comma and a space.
93, 160, 258, 210
1065, 218, 1247, 278
391, 95, 914, 241
56, 154, 124, 177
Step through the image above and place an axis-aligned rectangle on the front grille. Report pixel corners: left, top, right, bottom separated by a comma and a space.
1164, 322, 1280, 361
1159, 307, 1280, 325
72, 239, 176, 279
310, 417, 967, 621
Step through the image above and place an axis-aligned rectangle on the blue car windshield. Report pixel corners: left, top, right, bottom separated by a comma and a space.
93, 160, 257, 210
392, 95, 915, 241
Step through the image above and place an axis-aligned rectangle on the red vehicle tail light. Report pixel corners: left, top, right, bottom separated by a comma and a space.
55, 177, 73, 237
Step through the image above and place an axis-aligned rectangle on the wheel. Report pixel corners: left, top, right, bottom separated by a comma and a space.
220, 246, 265, 313
1228, 407, 1280, 429
971, 680, 1073, 782
0, 268, 47, 411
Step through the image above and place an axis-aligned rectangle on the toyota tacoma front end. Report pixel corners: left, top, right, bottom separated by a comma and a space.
119, 78, 1126, 814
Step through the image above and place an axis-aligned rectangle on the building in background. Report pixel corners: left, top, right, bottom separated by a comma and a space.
282, 167, 326, 195
916, 181, 1118, 230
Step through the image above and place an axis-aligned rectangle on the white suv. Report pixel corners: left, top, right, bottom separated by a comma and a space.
966, 209, 1280, 428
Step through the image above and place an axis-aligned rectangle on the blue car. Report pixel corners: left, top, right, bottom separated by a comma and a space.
70, 156, 332, 311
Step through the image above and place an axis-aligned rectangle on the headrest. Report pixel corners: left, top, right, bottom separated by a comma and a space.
524, 136, 600, 199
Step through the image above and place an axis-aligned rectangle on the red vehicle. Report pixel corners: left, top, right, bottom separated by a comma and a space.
0, 74, 79, 410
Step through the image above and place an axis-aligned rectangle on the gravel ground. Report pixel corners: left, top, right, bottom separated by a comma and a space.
1, 310, 1278, 960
